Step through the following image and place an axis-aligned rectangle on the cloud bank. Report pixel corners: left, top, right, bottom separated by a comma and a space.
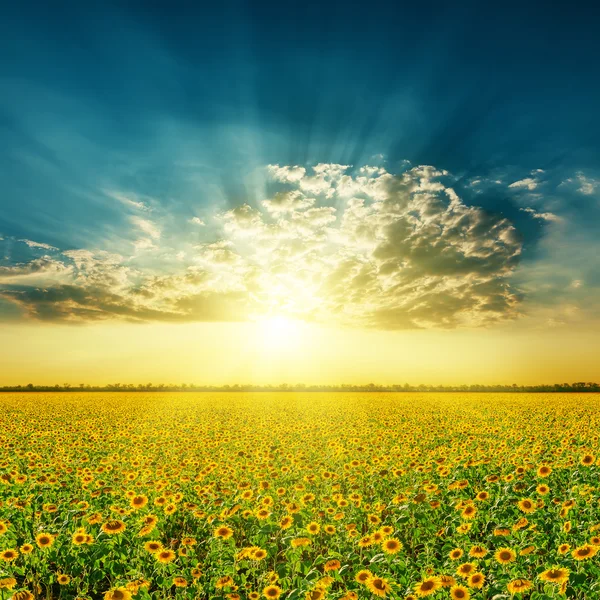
0, 164, 525, 328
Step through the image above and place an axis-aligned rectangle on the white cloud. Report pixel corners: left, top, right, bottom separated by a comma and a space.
105, 190, 152, 211
1, 163, 527, 329
519, 207, 562, 223
267, 164, 306, 183
131, 217, 161, 239
576, 172, 598, 195
189, 217, 205, 226
261, 190, 315, 214
19, 239, 58, 251
509, 178, 538, 191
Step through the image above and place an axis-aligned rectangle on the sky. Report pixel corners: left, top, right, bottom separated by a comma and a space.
1, 0, 599, 385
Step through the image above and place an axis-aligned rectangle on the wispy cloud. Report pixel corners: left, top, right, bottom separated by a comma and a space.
19, 239, 58, 251
130, 217, 161, 240
519, 207, 562, 223
105, 190, 153, 211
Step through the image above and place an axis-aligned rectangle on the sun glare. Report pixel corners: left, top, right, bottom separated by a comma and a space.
257, 316, 304, 350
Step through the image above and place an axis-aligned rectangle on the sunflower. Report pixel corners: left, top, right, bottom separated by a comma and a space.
263, 585, 282, 599
156, 549, 176, 563
495, 548, 516, 564
456, 563, 476, 578
467, 573, 485, 589
450, 585, 470, 600
537, 465, 552, 477
252, 548, 268, 561
324, 559, 341, 571
316, 576, 334, 589
101, 520, 126, 535
72, 532, 87, 545
87, 513, 103, 525
214, 526, 234, 539
580, 454, 595, 466
215, 576, 234, 589
517, 499, 536, 514
249, 593, 260, 600
469, 545, 487, 558
506, 579, 532, 594
191, 568, 202, 579
306, 522, 320, 535
519, 545, 535, 556
461, 505, 477, 519
0, 549, 18, 562
355, 570, 373, 584
591, 536, 600, 546
20, 543, 33, 554
35, 533, 54, 548
181, 536, 196, 546
572, 544, 598, 560
539, 567, 569, 585
563, 521, 572, 533
104, 589, 132, 600
440, 575, 456, 588
367, 576, 392, 598
305, 589, 325, 600
382, 538, 403, 554
280, 516, 293, 529
144, 541, 162, 553
291, 538, 311, 548
0, 577, 17, 590
493, 528, 511, 537
536, 484, 549, 495
358, 535, 374, 547
0, 522, 8, 535
173, 577, 188, 587
557, 543, 571, 555
413, 577, 441, 597
11, 592, 35, 600
57, 574, 71, 585
449, 548, 464, 560
130, 495, 148, 509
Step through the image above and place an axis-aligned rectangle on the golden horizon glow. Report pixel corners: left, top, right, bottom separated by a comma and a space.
0, 319, 598, 386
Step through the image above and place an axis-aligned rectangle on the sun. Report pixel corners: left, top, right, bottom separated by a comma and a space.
256, 316, 304, 350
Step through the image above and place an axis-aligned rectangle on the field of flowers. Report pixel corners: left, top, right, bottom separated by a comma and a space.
1, 392, 600, 600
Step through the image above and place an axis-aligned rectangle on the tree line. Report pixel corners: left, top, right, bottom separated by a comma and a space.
1, 382, 599, 392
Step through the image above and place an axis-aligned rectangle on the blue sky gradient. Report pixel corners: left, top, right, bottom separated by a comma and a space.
1, 0, 599, 330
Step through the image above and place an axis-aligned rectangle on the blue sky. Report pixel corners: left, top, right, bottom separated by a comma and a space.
0, 0, 599, 332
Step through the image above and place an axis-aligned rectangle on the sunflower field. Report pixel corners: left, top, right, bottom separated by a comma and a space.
1, 392, 600, 600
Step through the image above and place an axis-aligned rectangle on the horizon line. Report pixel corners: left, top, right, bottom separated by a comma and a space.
1, 381, 599, 392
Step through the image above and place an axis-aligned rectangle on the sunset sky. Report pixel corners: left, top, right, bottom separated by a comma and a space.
1, 1, 599, 385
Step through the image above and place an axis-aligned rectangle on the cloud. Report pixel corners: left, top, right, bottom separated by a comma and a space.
19, 239, 58, 251
575, 172, 598, 195
0, 256, 72, 284
261, 190, 315, 214
105, 190, 152, 211
267, 164, 306, 183
130, 217, 161, 239
0, 163, 527, 329
189, 216, 205, 225
508, 178, 538, 191
519, 207, 562, 223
